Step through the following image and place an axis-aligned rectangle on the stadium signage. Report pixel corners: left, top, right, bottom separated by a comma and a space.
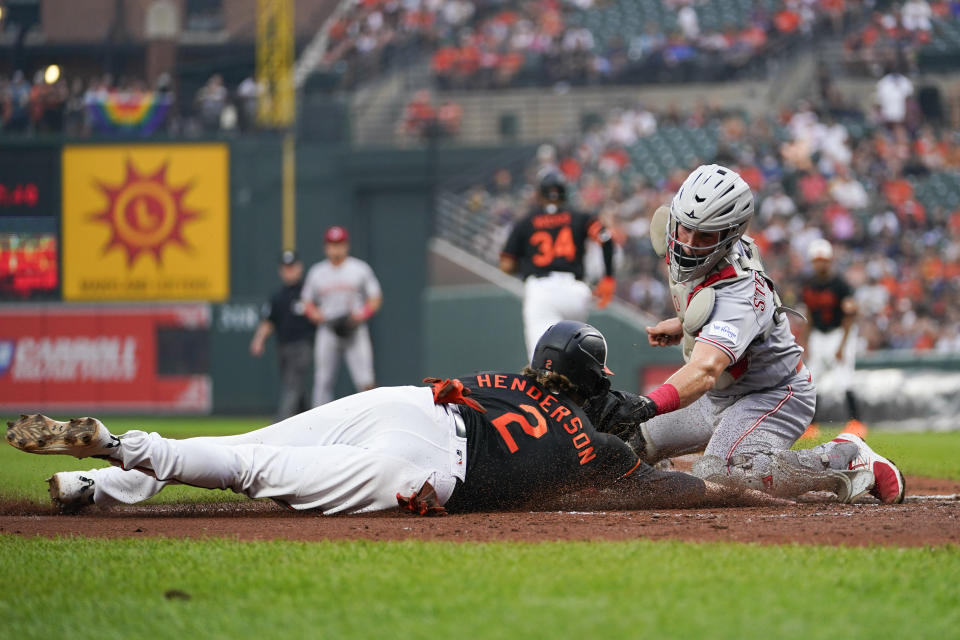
0, 305, 211, 412
61, 144, 230, 301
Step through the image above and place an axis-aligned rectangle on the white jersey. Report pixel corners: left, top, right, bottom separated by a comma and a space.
301, 256, 382, 317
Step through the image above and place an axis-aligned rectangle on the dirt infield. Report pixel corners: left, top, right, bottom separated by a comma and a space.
1, 475, 957, 547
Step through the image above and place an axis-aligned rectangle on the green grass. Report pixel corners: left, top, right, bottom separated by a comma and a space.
2, 417, 959, 504
0, 537, 957, 640
2, 419, 958, 639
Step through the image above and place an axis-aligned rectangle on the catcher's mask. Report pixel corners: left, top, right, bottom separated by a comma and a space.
531, 321, 613, 399
666, 164, 754, 283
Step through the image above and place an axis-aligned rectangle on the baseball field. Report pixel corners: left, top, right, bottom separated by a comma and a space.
2, 418, 958, 640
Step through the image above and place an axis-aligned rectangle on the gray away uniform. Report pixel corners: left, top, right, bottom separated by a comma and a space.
301, 256, 382, 407
638, 239, 865, 497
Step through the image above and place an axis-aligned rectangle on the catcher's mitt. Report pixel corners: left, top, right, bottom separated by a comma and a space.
328, 314, 357, 338
584, 390, 657, 440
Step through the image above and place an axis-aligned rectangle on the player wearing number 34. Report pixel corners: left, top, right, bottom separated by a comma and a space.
10, 322, 784, 516
500, 170, 617, 362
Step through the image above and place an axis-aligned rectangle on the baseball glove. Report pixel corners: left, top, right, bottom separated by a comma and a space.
584, 390, 657, 440
328, 314, 357, 338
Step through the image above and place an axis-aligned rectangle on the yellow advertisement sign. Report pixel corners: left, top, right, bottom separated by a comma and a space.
62, 144, 229, 301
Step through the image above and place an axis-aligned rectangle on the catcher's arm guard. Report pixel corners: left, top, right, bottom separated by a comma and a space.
584, 390, 656, 441
423, 377, 486, 413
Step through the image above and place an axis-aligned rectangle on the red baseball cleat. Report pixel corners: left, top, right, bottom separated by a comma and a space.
833, 432, 905, 504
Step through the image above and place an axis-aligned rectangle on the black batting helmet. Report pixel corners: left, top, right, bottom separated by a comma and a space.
538, 170, 567, 203
531, 321, 613, 398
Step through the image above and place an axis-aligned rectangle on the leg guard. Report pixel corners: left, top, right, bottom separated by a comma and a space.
693, 452, 876, 503
770, 451, 874, 503
691, 454, 770, 493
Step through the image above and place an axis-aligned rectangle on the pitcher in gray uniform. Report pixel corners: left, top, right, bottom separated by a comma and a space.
590, 165, 905, 504
301, 226, 383, 406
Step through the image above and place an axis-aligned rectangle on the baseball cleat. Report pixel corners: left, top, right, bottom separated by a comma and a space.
834, 432, 906, 504
5, 414, 120, 458
833, 468, 876, 504
47, 471, 96, 512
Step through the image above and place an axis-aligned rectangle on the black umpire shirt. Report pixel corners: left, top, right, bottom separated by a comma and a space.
442, 372, 639, 512
264, 281, 315, 344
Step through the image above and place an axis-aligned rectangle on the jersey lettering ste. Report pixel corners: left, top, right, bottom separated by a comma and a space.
691, 255, 802, 395
443, 372, 638, 512
502, 208, 601, 280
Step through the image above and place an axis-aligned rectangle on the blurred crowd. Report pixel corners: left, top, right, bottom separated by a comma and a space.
844, 0, 960, 75
457, 81, 960, 353
398, 89, 464, 139
0, 71, 264, 137
320, 0, 960, 90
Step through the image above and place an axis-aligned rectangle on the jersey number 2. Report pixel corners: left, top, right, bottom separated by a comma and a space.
491, 404, 547, 453
530, 227, 576, 267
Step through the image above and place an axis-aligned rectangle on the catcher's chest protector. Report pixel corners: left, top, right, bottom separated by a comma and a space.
667, 236, 784, 390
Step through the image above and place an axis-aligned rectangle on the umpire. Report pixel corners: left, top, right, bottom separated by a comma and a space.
250, 250, 315, 420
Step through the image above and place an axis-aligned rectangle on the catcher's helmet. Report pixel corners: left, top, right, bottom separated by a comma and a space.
538, 170, 567, 204
531, 321, 613, 398
666, 164, 754, 283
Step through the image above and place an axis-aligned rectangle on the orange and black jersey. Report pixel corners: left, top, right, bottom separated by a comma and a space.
442, 372, 639, 512
501, 207, 611, 280
802, 276, 852, 332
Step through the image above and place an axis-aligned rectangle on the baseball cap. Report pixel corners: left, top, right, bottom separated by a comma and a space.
324, 226, 349, 243
807, 238, 833, 261
280, 250, 299, 265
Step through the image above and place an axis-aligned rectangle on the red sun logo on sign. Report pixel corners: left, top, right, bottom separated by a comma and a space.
91, 159, 201, 266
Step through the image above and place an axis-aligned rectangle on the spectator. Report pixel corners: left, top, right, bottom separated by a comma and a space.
902, 0, 933, 32
759, 183, 798, 221
196, 74, 228, 133
437, 100, 463, 137
236, 76, 262, 132
875, 66, 914, 128
829, 165, 870, 211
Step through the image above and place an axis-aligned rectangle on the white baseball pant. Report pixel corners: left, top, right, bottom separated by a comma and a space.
806, 326, 858, 394
522, 273, 593, 361
85, 387, 467, 514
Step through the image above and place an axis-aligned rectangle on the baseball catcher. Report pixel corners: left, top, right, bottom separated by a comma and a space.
596, 164, 904, 504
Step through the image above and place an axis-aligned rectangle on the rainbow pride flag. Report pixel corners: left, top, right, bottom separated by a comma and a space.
87, 91, 172, 136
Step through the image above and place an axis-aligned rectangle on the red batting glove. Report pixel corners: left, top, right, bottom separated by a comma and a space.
594, 276, 616, 309
423, 377, 486, 413
397, 482, 447, 516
